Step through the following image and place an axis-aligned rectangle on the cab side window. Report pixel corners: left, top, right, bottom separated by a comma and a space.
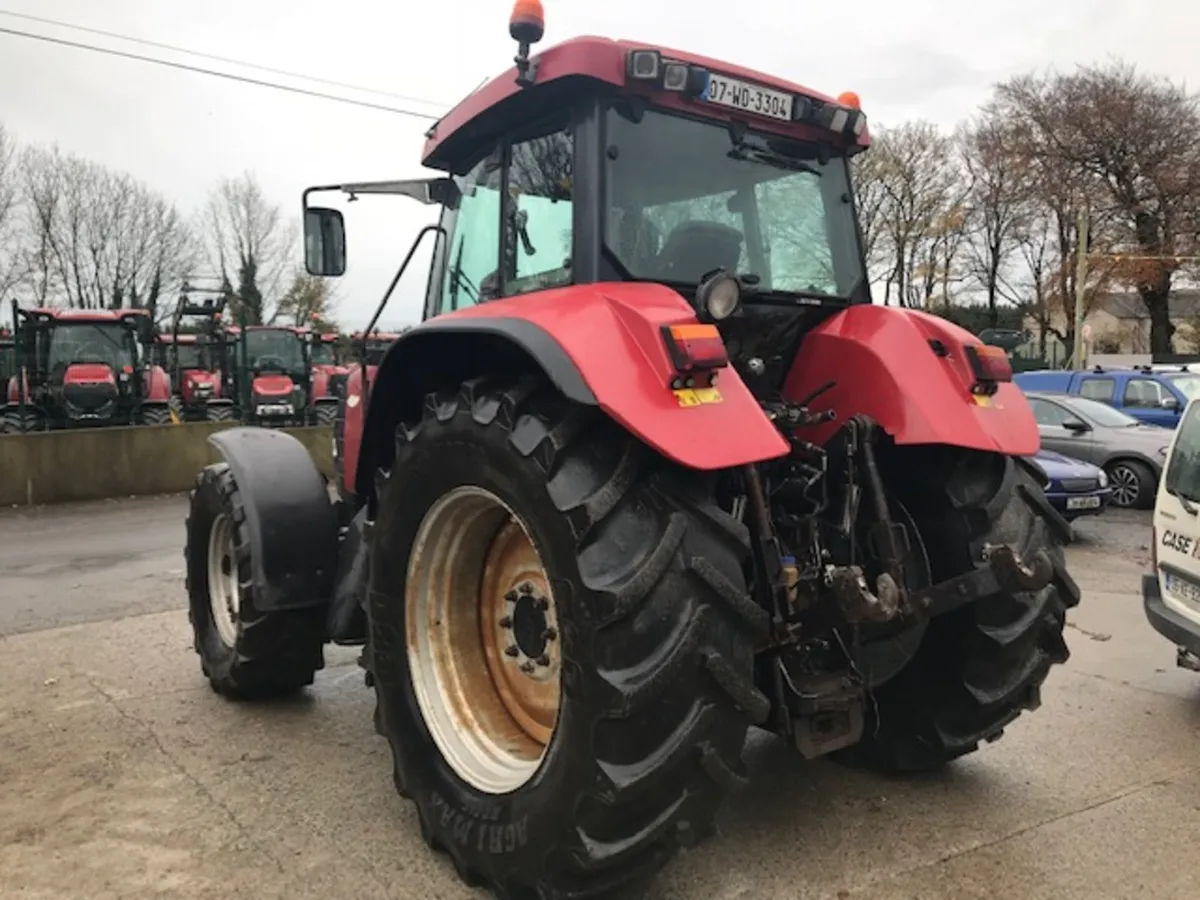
502, 127, 574, 298
438, 150, 503, 316
1166, 403, 1200, 501
1123, 377, 1165, 408
1078, 377, 1115, 402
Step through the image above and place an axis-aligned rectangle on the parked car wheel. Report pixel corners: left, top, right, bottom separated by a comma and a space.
1106, 459, 1155, 509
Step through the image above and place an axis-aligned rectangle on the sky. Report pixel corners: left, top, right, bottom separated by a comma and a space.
0, 0, 1197, 331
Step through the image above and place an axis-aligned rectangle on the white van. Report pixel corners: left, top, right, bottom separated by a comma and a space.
1146, 396, 1200, 671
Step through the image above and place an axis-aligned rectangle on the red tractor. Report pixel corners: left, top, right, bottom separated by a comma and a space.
221, 324, 317, 427
307, 330, 346, 425
2, 302, 171, 432
183, 10, 1079, 899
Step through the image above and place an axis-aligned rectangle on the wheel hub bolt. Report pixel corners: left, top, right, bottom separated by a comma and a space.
519, 661, 536, 674
504, 645, 520, 658
499, 615, 513, 629
505, 590, 519, 603
519, 582, 534, 595
542, 627, 557, 641
534, 597, 549, 612
536, 654, 551, 667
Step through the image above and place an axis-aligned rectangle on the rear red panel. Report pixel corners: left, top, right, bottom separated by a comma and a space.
441, 283, 789, 471
782, 305, 1038, 455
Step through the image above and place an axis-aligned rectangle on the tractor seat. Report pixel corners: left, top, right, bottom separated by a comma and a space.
655, 221, 743, 282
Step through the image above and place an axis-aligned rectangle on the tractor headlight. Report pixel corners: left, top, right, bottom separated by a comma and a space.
696, 271, 742, 322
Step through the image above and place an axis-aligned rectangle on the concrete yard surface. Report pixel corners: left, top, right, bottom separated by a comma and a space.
1, 498, 1198, 899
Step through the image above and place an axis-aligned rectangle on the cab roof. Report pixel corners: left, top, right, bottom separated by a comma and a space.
24, 307, 150, 322
421, 35, 867, 173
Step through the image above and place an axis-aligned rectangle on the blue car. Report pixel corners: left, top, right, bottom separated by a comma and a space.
1028, 449, 1113, 520
1014, 367, 1200, 429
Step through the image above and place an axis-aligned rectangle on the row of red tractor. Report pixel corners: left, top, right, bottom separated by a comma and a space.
0, 297, 401, 433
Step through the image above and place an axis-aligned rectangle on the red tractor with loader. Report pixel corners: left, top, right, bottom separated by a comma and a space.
3, 302, 171, 432
183, 8, 1080, 899
159, 293, 236, 423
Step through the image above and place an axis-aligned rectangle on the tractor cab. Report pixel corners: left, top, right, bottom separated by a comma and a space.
303, 27, 870, 397
2, 303, 171, 431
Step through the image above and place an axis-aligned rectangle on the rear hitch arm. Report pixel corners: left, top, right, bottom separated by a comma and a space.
908, 544, 1058, 617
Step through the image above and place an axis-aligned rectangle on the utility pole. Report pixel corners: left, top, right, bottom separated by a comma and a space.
1072, 207, 1090, 369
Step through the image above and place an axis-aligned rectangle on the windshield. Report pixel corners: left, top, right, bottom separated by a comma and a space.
311, 341, 336, 365
244, 329, 306, 373
47, 323, 134, 372
603, 106, 866, 300
173, 343, 207, 370
1067, 395, 1141, 427
1163, 373, 1200, 401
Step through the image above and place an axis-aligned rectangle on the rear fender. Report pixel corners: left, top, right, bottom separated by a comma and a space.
782, 305, 1039, 456
207, 427, 338, 611
353, 282, 788, 503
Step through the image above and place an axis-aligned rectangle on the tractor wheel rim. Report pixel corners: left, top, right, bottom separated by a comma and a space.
405, 485, 561, 795
1110, 466, 1138, 506
207, 514, 241, 647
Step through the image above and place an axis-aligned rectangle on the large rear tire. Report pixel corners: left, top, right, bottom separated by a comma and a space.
843, 449, 1079, 773
368, 378, 769, 899
185, 463, 326, 699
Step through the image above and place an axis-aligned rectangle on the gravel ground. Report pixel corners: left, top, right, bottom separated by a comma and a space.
1, 496, 1197, 900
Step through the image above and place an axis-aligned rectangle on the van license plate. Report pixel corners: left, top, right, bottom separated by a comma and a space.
1164, 571, 1200, 613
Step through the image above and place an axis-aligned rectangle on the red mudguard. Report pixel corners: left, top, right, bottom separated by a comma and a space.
340, 283, 788, 485
782, 305, 1039, 455
446, 283, 790, 470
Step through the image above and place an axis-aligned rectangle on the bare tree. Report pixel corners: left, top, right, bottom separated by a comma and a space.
958, 114, 1030, 327
0, 123, 21, 297
203, 172, 296, 324
16, 144, 194, 315
866, 121, 967, 306
993, 61, 1200, 353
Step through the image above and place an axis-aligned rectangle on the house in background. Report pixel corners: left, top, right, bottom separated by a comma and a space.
1020, 290, 1200, 359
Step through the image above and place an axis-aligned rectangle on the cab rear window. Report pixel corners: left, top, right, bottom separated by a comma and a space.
1165, 403, 1200, 502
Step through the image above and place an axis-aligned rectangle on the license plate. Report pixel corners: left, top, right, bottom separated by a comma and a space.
703, 73, 794, 122
1164, 571, 1200, 613
1066, 495, 1102, 510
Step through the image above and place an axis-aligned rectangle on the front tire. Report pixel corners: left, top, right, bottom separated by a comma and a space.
368, 378, 769, 899
314, 402, 337, 426
185, 463, 326, 698
140, 405, 172, 426
205, 404, 236, 423
844, 450, 1079, 773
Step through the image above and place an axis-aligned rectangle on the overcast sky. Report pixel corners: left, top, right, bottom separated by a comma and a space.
1, 0, 1195, 330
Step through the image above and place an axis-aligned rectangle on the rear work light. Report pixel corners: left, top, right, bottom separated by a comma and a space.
662, 323, 729, 383
964, 344, 1014, 394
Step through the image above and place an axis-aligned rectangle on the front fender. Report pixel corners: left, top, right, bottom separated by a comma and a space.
782, 305, 1039, 455
357, 283, 787, 496
208, 427, 337, 611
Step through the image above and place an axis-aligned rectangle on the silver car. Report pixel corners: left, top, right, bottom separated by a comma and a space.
1025, 390, 1172, 509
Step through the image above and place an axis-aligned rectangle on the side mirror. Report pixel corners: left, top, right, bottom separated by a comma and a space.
1063, 418, 1091, 433
1161, 396, 1180, 410
304, 207, 347, 277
